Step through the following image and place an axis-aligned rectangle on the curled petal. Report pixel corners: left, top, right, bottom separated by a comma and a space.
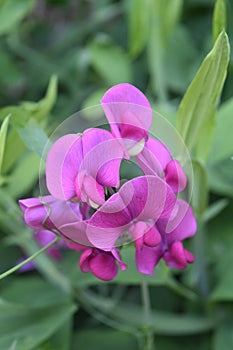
101, 84, 152, 158
165, 160, 187, 193
160, 199, 197, 241
136, 138, 171, 176
163, 241, 194, 269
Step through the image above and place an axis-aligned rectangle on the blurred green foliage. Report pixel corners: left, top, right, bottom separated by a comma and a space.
0, 0, 233, 349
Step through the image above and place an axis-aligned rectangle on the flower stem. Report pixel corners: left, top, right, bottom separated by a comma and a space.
0, 237, 60, 280
141, 276, 154, 350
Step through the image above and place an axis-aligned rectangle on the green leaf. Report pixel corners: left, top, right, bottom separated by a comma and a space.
21, 75, 58, 122
129, 0, 150, 58
89, 38, 131, 84
213, 318, 233, 350
0, 299, 76, 350
176, 31, 230, 152
191, 160, 208, 216
0, 114, 10, 176
4, 152, 40, 198
195, 110, 216, 161
72, 329, 137, 350
81, 88, 107, 120
208, 97, 233, 164
0, 0, 36, 35
78, 288, 214, 335
207, 158, 233, 197
16, 119, 50, 158
213, 0, 226, 43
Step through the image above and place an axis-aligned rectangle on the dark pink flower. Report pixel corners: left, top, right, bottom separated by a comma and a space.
101, 83, 152, 158
46, 128, 123, 208
79, 248, 127, 281
135, 199, 196, 275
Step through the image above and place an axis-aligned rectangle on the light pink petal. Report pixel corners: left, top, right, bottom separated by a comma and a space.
89, 251, 118, 281
163, 241, 187, 269
165, 160, 187, 193
46, 134, 82, 200
82, 174, 105, 207
136, 138, 171, 176
136, 244, 163, 275
58, 220, 92, 247
101, 84, 152, 157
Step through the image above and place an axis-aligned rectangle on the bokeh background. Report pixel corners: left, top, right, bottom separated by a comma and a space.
0, 0, 233, 349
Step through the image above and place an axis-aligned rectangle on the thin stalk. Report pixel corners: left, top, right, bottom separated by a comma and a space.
141, 276, 154, 350
0, 237, 60, 280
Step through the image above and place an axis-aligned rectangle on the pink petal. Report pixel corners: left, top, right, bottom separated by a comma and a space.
143, 226, 161, 247
165, 160, 187, 193
80, 249, 93, 272
136, 137, 171, 176
46, 134, 82, 200
101, 84, 152, 157
163, 241, 187, 269
136, 244, 163, 275
89, 251, 118, 281
81, 129, 123, 188
161, 199, 197, 242
82, 174, 105, 207
111, 248, 127, 271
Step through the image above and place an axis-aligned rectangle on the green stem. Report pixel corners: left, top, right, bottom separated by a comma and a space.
141, 276, 154, 350
0, 237, 60, 280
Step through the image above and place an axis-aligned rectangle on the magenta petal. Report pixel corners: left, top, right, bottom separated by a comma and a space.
46, 134, 82, 200
162, 199, 197, 242
89, 251, 118, 281
136, 138, 171, 176
163, 241, 187, 269
82, 175, 105, 207
19, 196, 52, 230
184, 249, 195, 264
80, 249, 93, 272
165, 160, 187, 193
36, 230, 61, 260
143, 226, 161, 247
81, 129, 123, 188
111, 248, 127, 271
136, 244, 163, 275
87, 175, 176, 250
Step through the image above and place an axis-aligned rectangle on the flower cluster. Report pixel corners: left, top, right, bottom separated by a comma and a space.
19, 84, 196, 281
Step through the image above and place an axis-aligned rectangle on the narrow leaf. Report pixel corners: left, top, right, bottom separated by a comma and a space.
176, 31, 230, 152
213, 0, 226, 43
0, 114, 10, 176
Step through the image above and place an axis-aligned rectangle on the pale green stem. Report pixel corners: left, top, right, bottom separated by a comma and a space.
0, 237, 60, 280
141, 276, 154, 350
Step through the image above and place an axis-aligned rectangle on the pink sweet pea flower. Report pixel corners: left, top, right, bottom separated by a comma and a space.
135, 199, 196, 275
46, 128, 123, 208
60, 175, 176, 251
19, 195, 83, 231
79, 248, 127, 281
136, 137, 187, 193
101, 83, 152, 158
